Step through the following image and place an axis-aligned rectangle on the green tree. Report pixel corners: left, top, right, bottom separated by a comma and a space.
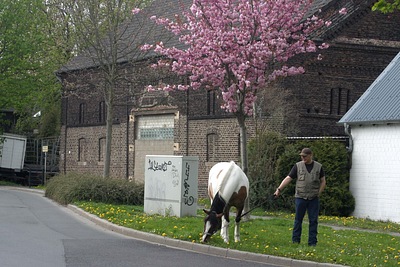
372, 0, 400, 13
0, 0, 67, 136
59, 0, 152, 177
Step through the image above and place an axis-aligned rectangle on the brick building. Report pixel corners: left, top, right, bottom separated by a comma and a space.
56, 0, 400, 197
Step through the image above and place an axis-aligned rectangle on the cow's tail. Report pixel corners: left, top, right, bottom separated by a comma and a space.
216, 161, 235, 193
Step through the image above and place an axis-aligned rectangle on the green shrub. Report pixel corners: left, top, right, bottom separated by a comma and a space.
247, 131, 286, 210
310, 139, 355, 216
248, 136, 355, 217
45, 172, 144, 205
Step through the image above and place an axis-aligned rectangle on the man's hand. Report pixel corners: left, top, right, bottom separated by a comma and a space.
274, 188, 281, 198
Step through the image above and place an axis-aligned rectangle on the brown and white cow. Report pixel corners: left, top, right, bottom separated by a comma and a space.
202, 161, 249, 243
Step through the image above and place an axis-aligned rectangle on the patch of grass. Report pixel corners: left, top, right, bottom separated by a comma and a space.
75, 201, 400, 267
33, 185, 46, 190
0, 180, 21, 186
251, 209, 400, 234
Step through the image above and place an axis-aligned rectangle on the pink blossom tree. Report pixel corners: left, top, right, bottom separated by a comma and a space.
142, 0, 331, 173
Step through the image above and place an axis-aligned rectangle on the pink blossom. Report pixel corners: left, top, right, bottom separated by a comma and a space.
140, 44, 154, 51
319, 43, 329, 49
146, 85, 155, 92
177, 85, 189, 90
132, 8, 141, 15
325, 21, 332, 27
339, 8, 347, 15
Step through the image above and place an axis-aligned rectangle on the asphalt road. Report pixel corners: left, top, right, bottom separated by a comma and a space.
0, 187, 280, 267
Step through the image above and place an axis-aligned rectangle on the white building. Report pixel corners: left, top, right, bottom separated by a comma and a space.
338, 52, 400, 223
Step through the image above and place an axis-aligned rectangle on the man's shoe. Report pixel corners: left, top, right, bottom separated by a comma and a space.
308, 243, 316, 247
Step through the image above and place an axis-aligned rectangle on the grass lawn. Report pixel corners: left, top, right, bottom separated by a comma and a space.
75, 201, 400, 267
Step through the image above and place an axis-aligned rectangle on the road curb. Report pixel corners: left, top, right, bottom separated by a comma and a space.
67, 204, 346, 267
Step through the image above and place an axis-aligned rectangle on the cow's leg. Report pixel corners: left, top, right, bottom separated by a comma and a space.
234, 221, 240, 242
234, 207, 244, 242
220, 216, 229, 243
220, 205, 231, 243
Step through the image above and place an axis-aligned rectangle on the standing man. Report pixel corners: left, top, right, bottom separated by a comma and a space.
274, 148, 326, 246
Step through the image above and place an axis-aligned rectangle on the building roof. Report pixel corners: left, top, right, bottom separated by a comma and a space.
57, 0, 191, 73
57, 0, 373, 74
338, 52, 400, 125
312, 0, 375, 40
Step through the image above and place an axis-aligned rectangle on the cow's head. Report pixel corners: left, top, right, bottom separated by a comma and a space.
201, 209, 223, 243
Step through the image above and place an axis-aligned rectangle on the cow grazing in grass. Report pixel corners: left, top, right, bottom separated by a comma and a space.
202, 161, 249, 243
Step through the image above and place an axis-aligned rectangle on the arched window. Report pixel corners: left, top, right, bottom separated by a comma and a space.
78, 138, 86, 162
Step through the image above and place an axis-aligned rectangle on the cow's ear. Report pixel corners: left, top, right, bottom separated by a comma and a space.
203, 209, 210, 215
216, 213, 224, 218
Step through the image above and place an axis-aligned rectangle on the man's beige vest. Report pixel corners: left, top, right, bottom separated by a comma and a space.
295, 161, 322, 200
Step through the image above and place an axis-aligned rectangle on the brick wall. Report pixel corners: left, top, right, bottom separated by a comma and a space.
174, 116, 256, 197
59, 122, 131, 178
349, 124, 400, 223
283, 49, 399, 136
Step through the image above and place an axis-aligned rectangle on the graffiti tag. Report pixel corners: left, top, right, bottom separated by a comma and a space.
148, 159, 172, 172
183, 162, 195, 206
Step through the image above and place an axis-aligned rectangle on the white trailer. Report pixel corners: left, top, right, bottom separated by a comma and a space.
0, 133, 27, 171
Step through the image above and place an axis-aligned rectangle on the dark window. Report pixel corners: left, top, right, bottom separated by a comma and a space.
330, 88, 349, 115
238, 134, 241, 157
79, 103, 86, 124
99, 101, 106, 123
207, 90, 216, 115
78, 138, 86, 162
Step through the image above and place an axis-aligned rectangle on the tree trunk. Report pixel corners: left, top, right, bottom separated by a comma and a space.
237, 114, 250, 220
237, 114, 248, 174
103, 88, 114, 178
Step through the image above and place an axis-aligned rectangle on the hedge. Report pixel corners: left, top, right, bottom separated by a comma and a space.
45, 172, 144, 206
248, 131, 355, 217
